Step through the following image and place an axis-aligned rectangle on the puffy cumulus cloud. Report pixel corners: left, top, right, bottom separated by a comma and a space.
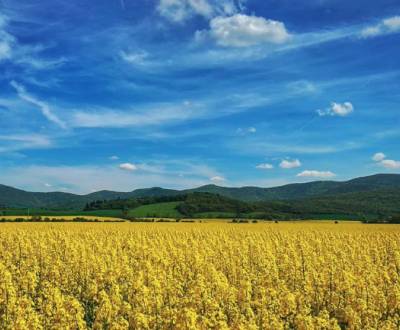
256, 163, 273, 170
317, 102, 354, 117
157, 0, 243, 23
119, 163, 138, 171
199, 14, 290, 47
381, 159, 400, 170
372, 152, 386, 162
280, 159, 301, 169
297, 170, 336, 178
372, 152, 400, 169
10, 81, 67, 129
210, 175, 226, 182
361, 16, 400, 38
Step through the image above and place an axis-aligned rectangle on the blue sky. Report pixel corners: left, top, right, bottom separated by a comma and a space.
0, 0, 399, 193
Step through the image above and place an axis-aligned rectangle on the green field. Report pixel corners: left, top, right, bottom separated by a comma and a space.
128, 202, 183, 218
194, 211, 237, 218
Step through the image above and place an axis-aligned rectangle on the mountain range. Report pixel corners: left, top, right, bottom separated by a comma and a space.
1, 173, 399, 210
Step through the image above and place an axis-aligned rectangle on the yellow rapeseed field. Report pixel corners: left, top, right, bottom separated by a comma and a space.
0, 222, 399, 329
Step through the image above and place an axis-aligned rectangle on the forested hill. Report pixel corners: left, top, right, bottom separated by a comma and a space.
83, 188, 400, 221
0, 173, 399, 209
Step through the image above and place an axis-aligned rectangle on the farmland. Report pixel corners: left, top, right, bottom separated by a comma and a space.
0, 222, 399, 329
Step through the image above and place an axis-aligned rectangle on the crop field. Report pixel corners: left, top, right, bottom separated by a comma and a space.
128, 202, 183, 218
0, 222, 399, 329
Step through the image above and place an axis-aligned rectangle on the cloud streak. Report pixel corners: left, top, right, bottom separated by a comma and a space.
0, 134, 52, 153
10, 81, 67, 129
361, 16, 400, 38
297, 170, 336, 178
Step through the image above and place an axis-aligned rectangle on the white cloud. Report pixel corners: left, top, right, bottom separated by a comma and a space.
380, 159, 400, 170
384, 16, 400, 31
0, 134, 52, 153
120, 50, 149, 66
256, 163, 273, 170
119, 163, 138, 171
0, 38, 12, 60
297, 170, 336, 178
371, 152, 400, 170
317, 102, 354, 117
372, 152, 386, 162
287, 80, 317, 95
361, 16, 400, 38
109, 155, 120, 160
210, 175, 225, 182
202, 14, 290, 47
72, 102, 201, 128
280, 159, 301, 169
10, 81, 67, 129
360, 26, 382, 38
0, 13, 65, 69
0, 14, 14, 61
157, 0, 241, 23
236, 126, 257, 135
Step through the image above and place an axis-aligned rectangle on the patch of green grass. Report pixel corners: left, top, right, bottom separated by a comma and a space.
82, 209, 124, 217
128, 202, 183, 218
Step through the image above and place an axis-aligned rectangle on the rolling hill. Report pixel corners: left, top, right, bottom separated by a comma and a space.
0, 174, 399, 210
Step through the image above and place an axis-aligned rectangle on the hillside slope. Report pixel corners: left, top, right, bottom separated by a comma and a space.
0, 174, 399, 209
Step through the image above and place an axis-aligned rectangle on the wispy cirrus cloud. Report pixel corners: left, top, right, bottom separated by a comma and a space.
0, 13, 15, 61
157, 0, 244, 23
256, 163, 273, 170
0, 134, 52, 153
71, 102, 202, 128
0, 11, 67, 70
10, 81, 67, 129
